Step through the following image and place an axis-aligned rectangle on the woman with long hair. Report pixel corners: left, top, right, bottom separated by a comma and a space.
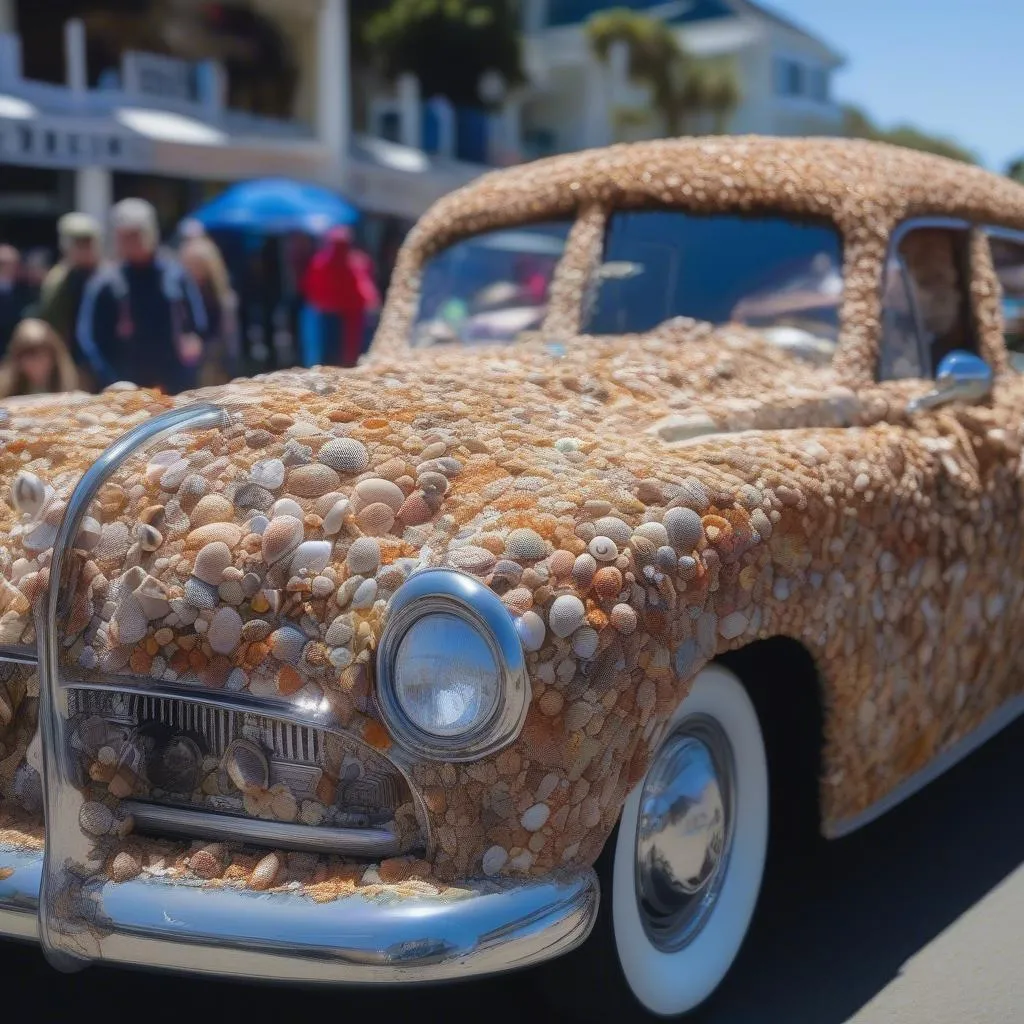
0, 318, 79, 399
179, 235, 241, 386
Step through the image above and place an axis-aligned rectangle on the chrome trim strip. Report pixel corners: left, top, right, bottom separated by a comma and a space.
825, 694, 1024, 839
0, 842, 598, 982
0, 646, 36, 666
122, 801, 402, 857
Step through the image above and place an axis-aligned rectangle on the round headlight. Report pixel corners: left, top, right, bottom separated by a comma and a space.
375, 568, 529, 760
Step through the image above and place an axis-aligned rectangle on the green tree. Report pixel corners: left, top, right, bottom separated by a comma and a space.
1007, 157, 1024, 184
842, 105, 977, 164
585, 8, 741, 136
362, 0, 524, 108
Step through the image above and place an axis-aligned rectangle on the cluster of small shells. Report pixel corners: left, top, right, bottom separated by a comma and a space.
2, 137, 1024, 896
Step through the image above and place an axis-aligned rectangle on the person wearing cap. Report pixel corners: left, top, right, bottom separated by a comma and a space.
77, 198, 208, 395
38, 213, 104, 383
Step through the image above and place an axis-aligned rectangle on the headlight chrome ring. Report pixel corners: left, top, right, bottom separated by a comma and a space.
375, 568, 530, 761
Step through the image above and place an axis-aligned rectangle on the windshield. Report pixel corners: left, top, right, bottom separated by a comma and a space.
413, 222, 571, 347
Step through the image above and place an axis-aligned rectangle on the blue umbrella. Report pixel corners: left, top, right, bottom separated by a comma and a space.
187, 178, 359, 235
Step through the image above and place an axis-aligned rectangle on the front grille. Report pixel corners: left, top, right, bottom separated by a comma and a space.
64, 685, 418, 856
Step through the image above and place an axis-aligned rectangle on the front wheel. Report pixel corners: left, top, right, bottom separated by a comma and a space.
542, 664, 769, 1020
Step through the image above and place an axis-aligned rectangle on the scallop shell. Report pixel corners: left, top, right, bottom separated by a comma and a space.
113, 593, 148, 645
272, 498, 304, 519
664, 506, 705, 550
224, 737, 269, 794
347, 537, 381, 575
270, 625, 307, 664
193, 541, 233, 586
572, 626, 600, 659
325, 614, 354, 647
610, 603, 638, 634
190, 496, 234, 531
184, 575, 219, 610
447, 545, 497, 575
549, 594, 586, 638
354, 478, 406, 513
250, 458, 286, 491
79, 800, 114, 837
515, 610, 546, 652
261, 515, 304, 564
209, 606, 243, 655
588, 536, 619, 562
572, 553, 597, 590
355, 502, 395, 536
289, 540, 332, 578
322, 499, 351, 536
593, 566, 623, 599
318, 438, 370, 474
505, 528, 547, 561
287, 464, 341, 498
11, 471, 45, 518
248, 851, 281, 891
593, 517, 632, 546
397, 492, 433, 526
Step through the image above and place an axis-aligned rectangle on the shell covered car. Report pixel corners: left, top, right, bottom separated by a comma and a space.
3, 136, 1024, 1019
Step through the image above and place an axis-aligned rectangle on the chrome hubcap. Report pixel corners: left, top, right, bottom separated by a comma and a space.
635, 714, 736, 951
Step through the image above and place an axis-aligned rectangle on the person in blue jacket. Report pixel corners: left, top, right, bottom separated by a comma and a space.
77, 198, 207, 394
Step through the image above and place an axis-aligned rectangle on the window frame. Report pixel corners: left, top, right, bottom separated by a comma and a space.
985, 224, 1024, 369
878, 215, 977, 382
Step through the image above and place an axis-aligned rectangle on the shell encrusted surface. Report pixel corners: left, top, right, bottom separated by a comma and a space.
1, 136, 1024, 889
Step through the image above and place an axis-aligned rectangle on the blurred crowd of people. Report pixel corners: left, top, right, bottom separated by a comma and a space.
0, 199, 381, 401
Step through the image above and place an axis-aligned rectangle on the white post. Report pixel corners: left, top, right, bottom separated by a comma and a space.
396, 72, 421, 150
74, 167, 113, 235
64, 19, 87, 100
316, 0, 351, 183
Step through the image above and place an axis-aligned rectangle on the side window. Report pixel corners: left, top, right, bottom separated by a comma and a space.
880, 225, 976, 380
988, 232, 1024, 371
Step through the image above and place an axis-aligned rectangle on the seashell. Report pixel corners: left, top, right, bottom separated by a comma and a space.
490, 558, 524, 589
572, 552, 597, 590
610, 603, 637, 634
447, 545, 496, 575
671, 477, 710, 513
417, 471, 449, 497
189, 844, 224, 880
272, 498, 304, 519
322, 499, 351, 536
588, 536, 618, 562
548, 550, 575, 579
665, 508, 704, 551
23, 521, 57, 551
505, 528, 547, 561
184, 575, 219, 610
270, 625, 307, 664
515, 610, 546, 652
635, 522, 670, 547
241, 619, 273, 643
318, 438, 369, 474
186, 522, 243, 550
113, 593, 148, 645
593, 566, 623, 599
134, 522, 163, 552
325, 614, 354, 647
159, 459, 190, 491
76, 516, 102, 551
355, 502, 395, 536
397, 492, 433, 527
134, 575, 170, 619
289, 540, 332, 578
250, 458, 286, 491
287, 464, 341, 498
376, 562, 408, 592
572, 626, 600, 659
209, 607, 243, 655
583, 499, 612, 518
189, 494, 234, 529
248, 851, 281, 891
346, 537, 380, 575
655, 545, 677, 571
79, 800, 114, 837
628, 535, 657, 568
224, 737, 269, 794
233, 482, 275, 512
140, 504, 166, 530
150, 735, 201, 794
502, 587, 533, 613
351, 578, 378, 609
521, 803, 550, 832
538, 689, 564, 716
549, 594, 586, 638
593, 517, 631, 546
11, 471, 45, 518
110, 851, 141, 883
178, 473, 209, 511
354, 478, 405, 513
193, 541, 232, 585
482, 845, 508, 876
261, 515, 304, 564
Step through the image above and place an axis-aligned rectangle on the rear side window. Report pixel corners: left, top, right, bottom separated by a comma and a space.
583, 210, 843, 362
988, 232, 1024, 370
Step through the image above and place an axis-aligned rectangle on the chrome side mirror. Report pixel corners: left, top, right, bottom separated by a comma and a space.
906, 350, 993, 414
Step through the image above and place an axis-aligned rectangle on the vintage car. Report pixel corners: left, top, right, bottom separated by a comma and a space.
2, 136, 1024, 1019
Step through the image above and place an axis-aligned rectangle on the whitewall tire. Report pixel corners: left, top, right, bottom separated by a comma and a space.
610, 663, 769, 1017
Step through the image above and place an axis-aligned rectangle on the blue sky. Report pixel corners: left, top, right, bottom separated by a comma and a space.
766, 0, 1021, 171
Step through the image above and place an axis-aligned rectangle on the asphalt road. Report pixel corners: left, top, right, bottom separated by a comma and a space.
4, 717, 1022, 1023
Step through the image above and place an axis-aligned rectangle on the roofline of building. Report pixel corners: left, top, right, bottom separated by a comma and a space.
729, 0, 846, 67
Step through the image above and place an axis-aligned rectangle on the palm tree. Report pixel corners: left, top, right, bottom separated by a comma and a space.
699, 58, 742, 135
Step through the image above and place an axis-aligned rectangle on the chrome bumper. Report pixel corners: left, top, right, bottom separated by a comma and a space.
0, 844, 598, 982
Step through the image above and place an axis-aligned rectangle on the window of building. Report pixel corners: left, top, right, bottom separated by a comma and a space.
989, 231, 1024, 370
775, 57, 805, 97
809, 67, 830, 103
879, 225, 977, 380
583, 210, 842, 361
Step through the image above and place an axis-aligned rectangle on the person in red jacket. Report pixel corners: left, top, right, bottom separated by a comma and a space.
300, 227, 380, 367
